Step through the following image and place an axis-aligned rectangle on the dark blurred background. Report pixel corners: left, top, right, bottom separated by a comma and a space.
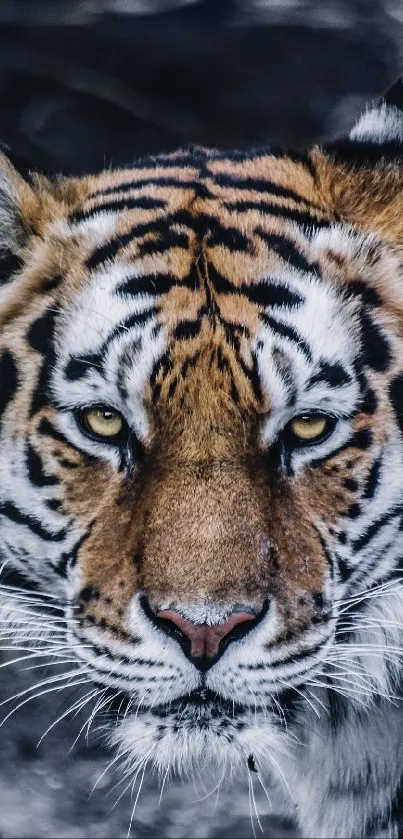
0, 1, 402, 836
1, 0, 402, 174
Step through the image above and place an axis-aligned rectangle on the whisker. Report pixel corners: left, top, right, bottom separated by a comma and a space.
0, 581, 61, 602
127, 759, 149, 839
38, 687, 101, 747
255, 764, 273, 813
0, 666, 91, 710
157, 765, 171, 810
0, 678, 90, 728
248, 766, 263, 835
248, 771, 257, 839
278, 677, 321, 720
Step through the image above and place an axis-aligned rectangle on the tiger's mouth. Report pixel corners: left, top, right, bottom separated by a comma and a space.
99, 684, 251, 723
148, 689, 249, 718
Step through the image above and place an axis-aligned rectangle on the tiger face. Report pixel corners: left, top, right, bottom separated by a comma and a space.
2, 84, 403, 789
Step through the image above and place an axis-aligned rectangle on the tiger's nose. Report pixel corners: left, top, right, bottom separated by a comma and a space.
152, 605, 265, 669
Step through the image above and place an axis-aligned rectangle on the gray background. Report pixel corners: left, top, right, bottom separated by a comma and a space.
0, 0, 402, 835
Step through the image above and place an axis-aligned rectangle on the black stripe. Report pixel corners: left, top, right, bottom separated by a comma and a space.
0, 249, 22, 285
37, 419, 98, 465
90, 177, 202, 199
69, 196, 166, 224
309, 428, 373, 469
65, 353, 103, 382
116, 272, 197, 298
26, 443, 58, 487
316, 529, 336, 575
181, 351, 201, 378
272, 345, 297, 406
307, 361, 351, 389
0, 350, 19, 424
337, 556, 351, 583
85, 233, 134, 270
352, 504, 403, 553
138, 230, 189, 256
363, 457, 382, 500
46, 498, 62, 512
38, 416, 69, 446
28, 310, 57, 417
338, 427, 373, 454
174, 318, 202, 341
207, 224, 251, 252
360, 310, 391, 372
26, 308, 55, 354
264, 639, 327, 668
360, 385, 378, 415
223, 201, 330, 229
0, 500, 67, 542
42, 275, 63, 293
65, 307, 161, 383
56, 528, 92, 577
207, 148, 317, 177
261, 313, 312, 361
100, 307, 160, 352
208, 263, 303, 308
85, 217, 182, 270
85, 204, 326, 271
86, 208, 256, 270
346, 280, 382, 308
213, 172, 321, 207
256, 230, 318, 275
238, 351, 264, 404
390, 372, 403, 437
29, 356, 53, 416
150, 352, 173, 387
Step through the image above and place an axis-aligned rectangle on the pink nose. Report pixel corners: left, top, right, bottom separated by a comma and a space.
156, 609, 257, 660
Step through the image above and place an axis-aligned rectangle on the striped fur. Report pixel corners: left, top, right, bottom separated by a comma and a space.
2, 82, 403, 837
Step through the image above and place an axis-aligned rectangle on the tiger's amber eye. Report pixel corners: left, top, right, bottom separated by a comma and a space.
83, 407, 124, 439
289, 414, 329, 442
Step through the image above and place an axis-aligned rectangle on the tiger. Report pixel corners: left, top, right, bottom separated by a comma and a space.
3, 77, 403, 838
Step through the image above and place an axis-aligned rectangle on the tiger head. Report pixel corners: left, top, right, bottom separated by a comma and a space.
2, 81, 403, 782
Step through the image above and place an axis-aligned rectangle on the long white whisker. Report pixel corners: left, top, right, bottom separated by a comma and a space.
0, 581, 61, 602
0, 666, 91, 709
127, 759, 149, 839
248, 767, 263, 834
248, 771, 257, 839
0, 678, 90, 728
157, 765, 170, 810
38, 687, 100, 747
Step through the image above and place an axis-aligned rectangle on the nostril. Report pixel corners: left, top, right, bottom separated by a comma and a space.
156, 609, 257, 660
140, 597, 270, 669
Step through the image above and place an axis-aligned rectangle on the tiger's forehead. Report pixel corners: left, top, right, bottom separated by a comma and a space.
51, 149, 364, 446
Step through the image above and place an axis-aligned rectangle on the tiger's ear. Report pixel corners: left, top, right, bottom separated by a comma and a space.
325, 79, 403, 164
0, 148, 44, 255
321, 80, 403, 246
0, 147, 58, 286
348, 79, 403, 149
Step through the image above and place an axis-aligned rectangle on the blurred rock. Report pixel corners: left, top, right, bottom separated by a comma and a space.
0, 0, 400, 173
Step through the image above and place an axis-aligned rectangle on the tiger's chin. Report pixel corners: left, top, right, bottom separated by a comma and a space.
109, 690, 289, 781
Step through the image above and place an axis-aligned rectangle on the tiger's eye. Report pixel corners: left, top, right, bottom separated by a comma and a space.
289, 414, 329, 442
83, 407, 124, 439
